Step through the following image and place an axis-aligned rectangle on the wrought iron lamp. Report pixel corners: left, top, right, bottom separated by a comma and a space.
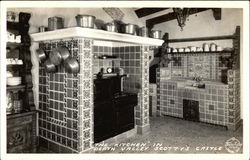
173, 8, 190, 31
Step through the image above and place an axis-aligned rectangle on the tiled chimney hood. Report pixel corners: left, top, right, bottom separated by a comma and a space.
31, 27, 164, 46
30, 27, 163, 153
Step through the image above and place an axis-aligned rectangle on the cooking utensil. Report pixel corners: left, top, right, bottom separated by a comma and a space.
150, 30, 162, 39
178, 48, 184, 52
39, 26, 47, 32
104, 22, 118, 32
184, 48, 191, 52
36, 48, 47, 63
123, 24, 137, 35
210, 43, 217, 51
75, 15, 96, 28
7, 71, 13, 78
217, 45, 222, 51
203, 43, 210, 52
172, 48, 178, 53
49, 47, 70, 66
48, 16, 64, 31
64, 58, 79, 73
44, 59, 56, 73
138, 26, 148, 37
196, 47, 203, 52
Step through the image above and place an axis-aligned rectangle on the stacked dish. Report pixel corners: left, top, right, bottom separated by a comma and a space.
7, 77, 21, 86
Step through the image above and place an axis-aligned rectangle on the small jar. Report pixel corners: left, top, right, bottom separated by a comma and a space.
203, 43, 210, 52
210, 43, 217, 51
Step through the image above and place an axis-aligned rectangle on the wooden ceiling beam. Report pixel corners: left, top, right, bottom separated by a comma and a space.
135, 8, 169, 18
146, 8, 211, 29
212, 8, 222, 20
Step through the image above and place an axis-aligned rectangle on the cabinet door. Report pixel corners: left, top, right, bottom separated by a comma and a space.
116, 105, 135, 135
7, 113, 36, 153
183, 99, 199, 122
7, 124, 32, 153
94, 102, 115, 143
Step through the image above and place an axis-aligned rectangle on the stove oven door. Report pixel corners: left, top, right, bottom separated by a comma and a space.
94, 101, 115, 143
114, 94, 137, 135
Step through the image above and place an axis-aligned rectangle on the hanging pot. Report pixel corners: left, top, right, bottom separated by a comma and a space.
36, 48, 46, 63
64, 58, 79, 73
49, 47, 70, 66
44, 59, 56, 73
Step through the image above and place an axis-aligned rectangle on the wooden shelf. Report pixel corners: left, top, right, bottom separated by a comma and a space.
7, 42, 22, 47
7, 64, 23, 67
168, 35, 235, 43
7, 85, 25, 92
30, 27, 164, 46
169, 51, 233, 55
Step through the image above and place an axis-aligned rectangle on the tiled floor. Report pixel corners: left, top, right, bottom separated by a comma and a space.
38, 116, 243, 154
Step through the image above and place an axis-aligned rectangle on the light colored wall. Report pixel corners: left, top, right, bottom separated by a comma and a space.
152, 8, 243, 49
8, 8, 143, 33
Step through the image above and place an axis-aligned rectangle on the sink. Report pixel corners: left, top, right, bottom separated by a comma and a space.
176, 79, 205, 89
186, 80, 205, 89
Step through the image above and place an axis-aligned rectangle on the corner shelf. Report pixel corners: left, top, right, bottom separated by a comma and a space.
169, 50, 233, 55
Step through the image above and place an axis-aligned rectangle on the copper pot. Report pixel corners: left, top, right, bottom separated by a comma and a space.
150, 30, 162, 39
104, 22, 118, 32
49, 47, 70, 66
75, 15, 96, 28
123, 24, 138, 35
64, 58, 79, 73
44, 59, 56, 73
36, 48, 46, 63
48, 16, 64, 31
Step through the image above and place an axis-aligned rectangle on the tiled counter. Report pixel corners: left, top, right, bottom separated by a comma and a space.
156, 67, 241, 130
158, 79, 229, 126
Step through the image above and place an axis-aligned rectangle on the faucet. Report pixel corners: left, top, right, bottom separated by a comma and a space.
193, 76, 203, 82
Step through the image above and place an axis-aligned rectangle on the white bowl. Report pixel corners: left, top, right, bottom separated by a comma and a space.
7, 77, 21, 86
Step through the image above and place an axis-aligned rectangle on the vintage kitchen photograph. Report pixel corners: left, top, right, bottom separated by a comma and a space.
1, 1, 249, 160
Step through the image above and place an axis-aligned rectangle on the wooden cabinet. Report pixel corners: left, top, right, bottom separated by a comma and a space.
7, 111, 37, 153
6, 12, 37, 152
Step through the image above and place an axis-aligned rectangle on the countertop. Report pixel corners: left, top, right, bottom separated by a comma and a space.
160, 78, 228, 91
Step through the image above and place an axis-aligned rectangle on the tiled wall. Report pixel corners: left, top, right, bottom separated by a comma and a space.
78, 38, 94, 153
164, 53, 231, 81
38, 39, 80, 153
157, 66, 241, 129
158, 79, 229, 126
112, 44, 150, 132
38, 39, 152, 152
93, 45, 120, 75
149, 83, 157, 117
227, 69, 241, 130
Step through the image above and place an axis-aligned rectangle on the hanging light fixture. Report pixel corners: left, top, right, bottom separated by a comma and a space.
173, 8, 191, 31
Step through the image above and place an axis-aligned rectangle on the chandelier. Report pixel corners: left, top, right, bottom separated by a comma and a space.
173, 8, 191, 31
